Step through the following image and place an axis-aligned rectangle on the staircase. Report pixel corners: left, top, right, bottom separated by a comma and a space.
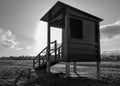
33, 40, 62, 70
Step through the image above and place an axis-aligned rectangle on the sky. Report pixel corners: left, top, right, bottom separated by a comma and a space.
0, 0, 120, 56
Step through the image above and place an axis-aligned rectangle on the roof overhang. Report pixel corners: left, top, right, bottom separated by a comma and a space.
40, 1, 103, 22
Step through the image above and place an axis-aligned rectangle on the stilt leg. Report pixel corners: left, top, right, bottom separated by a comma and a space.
47, 61, 50, 73
65, 62, 70, 77
97, 61, 101, 80
73, 62, 77, 73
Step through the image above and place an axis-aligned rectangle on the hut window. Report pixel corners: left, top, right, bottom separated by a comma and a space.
70, 17, 83, 39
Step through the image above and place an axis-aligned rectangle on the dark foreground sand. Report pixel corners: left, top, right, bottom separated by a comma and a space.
29, 70, 114, 86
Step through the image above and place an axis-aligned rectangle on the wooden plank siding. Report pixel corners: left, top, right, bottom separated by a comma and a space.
67, 41, 99, 62
67, 54, 98, 62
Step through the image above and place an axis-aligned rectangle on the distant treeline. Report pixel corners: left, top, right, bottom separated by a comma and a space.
101, 55, 120, 61
0, 56, 35, 60
0, 55, 120, 61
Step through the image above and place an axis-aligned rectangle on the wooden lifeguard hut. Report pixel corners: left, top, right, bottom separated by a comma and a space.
33, 1, 103, 79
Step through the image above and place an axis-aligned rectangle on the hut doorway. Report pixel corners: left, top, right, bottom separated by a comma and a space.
51, 27, 62, 46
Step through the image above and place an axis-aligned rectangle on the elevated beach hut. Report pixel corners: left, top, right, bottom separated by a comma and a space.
34, 1, 103, 79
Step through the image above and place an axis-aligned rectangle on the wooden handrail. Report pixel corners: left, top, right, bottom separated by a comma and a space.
33, 41, 56, 60
50, 40, 56, 44
33, 40, 59, 69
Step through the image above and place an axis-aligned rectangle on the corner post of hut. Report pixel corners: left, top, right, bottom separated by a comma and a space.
96, 22, 101, 80
47, 11, 51, 73
64, 8, 70, 77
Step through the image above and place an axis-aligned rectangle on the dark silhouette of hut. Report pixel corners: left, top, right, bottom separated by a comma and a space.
33, 1, 103, 79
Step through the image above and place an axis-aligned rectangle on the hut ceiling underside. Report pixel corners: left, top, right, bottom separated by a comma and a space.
50, 14, 64, 28
41, 2, 65, 28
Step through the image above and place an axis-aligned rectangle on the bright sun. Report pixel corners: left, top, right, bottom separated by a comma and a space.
35, 21, 47, 54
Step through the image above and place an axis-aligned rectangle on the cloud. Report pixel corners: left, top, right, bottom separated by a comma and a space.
100, 19, 120, 40
0, 28, 18, 48
16, 47, 23, 51
102, 49, 120, 55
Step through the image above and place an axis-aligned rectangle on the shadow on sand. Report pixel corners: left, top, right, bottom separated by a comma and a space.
33, 70, 111, 86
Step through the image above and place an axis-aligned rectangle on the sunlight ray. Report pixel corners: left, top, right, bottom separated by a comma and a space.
35, 21, 47, 54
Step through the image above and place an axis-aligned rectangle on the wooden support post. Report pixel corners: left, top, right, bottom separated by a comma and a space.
65, 62, 70, 77
58, 48, 60, 60
96, 22, 101, 80
54, 40, 57, 61
47, 22, 51, 73
47, 61, 50, 73
97, 61, 101, 80
73, 62, 77, 73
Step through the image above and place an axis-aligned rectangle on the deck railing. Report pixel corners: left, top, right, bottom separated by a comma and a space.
33, 40, 62, 69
